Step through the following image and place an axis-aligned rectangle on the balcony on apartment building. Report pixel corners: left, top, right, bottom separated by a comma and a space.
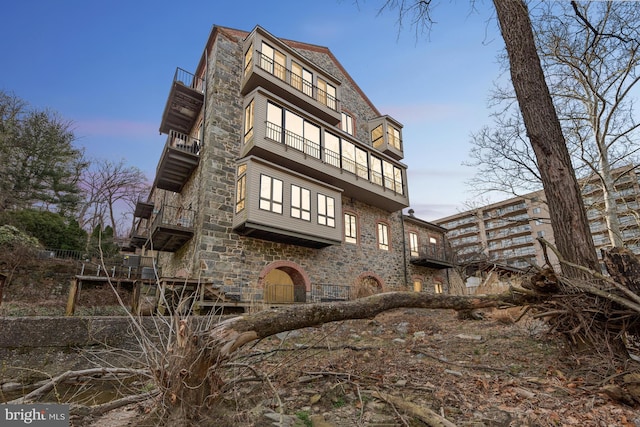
128, 200, 154, 248
410, 243, 455, 269
159, 68, 204, 135
241, 28, 341, 126
138, 205, 195, 252
233, 156, 343, 248
153, 130, 201, 193
242, 91, 409, 212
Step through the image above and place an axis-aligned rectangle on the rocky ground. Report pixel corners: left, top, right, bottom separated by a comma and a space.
86, 307, 640, 427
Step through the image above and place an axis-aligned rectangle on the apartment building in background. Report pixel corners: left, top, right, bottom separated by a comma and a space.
434, 165, 640, 270
128, 25, 453, 310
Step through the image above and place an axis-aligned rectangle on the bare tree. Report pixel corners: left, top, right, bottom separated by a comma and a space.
78, 159, 149, 237
468, 2, 640, 249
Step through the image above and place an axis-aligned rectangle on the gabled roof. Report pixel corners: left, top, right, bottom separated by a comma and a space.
194, 24, 381, 116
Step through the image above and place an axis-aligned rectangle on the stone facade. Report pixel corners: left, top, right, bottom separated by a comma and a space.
142, 25, 451, 303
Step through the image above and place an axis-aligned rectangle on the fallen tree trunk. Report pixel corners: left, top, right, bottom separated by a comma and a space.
159, 289, 543, 425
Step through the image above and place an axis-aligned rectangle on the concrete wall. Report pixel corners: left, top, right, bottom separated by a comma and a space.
0, 316, 163, 384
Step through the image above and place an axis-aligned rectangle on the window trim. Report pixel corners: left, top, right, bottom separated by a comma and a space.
291, 184, 311, 222
317, 193, 336, 228
409, 231, 419, 257
344, 211, 358, 244
259, 174, 283, 214
377, 221, 390, 251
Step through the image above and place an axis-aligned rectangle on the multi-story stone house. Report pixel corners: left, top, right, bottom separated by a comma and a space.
435, 164, 640, 270
128, 25, 453, 310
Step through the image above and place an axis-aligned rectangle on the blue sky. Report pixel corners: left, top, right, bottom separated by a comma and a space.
1, 0, 505, 221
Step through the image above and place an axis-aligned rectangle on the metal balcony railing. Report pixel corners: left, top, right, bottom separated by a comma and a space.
248, 51, 340, 112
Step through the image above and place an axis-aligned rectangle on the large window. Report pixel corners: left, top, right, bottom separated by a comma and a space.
387, 125, 401, 150
235, 165, 247, 213
377, 222, 389, 251
260, 42, 286, 80
267, 102, 320, 159
266, 102, 283, 141
409, 232, 419, 257
324, 131, 341, 168
291, 185, 311, 221
345, 213, 357, 244
244, 99, 254, 143
317, 194, 335, 227
317, 78, 336, 110
292, 62, 313, 97
259, 174, 283, 214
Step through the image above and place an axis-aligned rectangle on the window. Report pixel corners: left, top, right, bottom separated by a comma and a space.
409, 232, 419, 257
341, 112, 353, 135
377, 222, 389, 251
371, 124, 384, 148
318, 194, 335, 227
413, 280, 423, 292
304, 121, 321, 158
317, 78, 336, 110
292, 62, 313, 97
341, 139, 356, 174
235, 165, 247, 213
259, 174, 283, 214
260, 42, 285, 80
291, 185, 311, 221
387, 125, 401, 150
533, 207, 541, 214
285, 110, 304, 151
244, 99, 254, 143
266, 102, 283, 141
371, 156, 383, 186
324, 131, 341, 168
383, 161, 403, 194
434, 283, 443, 294
537, 230, 545, 237
355, 146, 368, 179
345, 213, 357, 244
243, 44, 253, 78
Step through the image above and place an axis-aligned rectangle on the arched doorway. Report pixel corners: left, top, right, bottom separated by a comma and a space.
260, 262, 309, 303
353, 273, 384, 299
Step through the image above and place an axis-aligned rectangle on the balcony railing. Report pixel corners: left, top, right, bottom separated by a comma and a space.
148, 205, 195, 252
265, 121, 405, 196
253, 51, 339, 112
154, 130, 201, 193
411, 244, 455, 268
159, 67, 205, 135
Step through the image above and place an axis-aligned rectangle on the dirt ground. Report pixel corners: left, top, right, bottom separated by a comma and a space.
85, 307, 640, 427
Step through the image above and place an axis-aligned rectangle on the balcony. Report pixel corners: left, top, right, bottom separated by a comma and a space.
411, 244, 455, 269
159, 68, 204, 135
153, 130, 201, 193
147, 205, 195, 252
241, 48, 341, 125
129, 218, 149, 249
134, 200, 154, 219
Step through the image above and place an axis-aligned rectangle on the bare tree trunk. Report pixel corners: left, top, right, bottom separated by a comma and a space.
492, 0, 600, 277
